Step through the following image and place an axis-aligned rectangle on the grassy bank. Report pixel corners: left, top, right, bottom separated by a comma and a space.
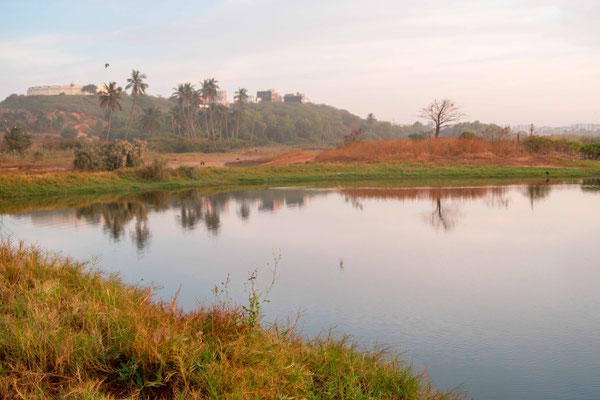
1, 161, 600, 199
0, 241, 458, 399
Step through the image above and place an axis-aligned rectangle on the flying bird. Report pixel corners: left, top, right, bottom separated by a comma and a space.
104, 63, 110, 68
545, 171, 549, 175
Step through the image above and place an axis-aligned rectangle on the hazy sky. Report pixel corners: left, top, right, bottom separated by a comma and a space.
1, 0, 598, 125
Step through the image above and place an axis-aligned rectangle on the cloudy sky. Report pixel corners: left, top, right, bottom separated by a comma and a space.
1, 0, 598, 125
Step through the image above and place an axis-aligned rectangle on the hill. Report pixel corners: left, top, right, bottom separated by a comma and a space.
0, 94, 423, 146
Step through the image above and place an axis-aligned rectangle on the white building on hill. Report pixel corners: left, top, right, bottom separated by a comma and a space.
26, 82, 89, 96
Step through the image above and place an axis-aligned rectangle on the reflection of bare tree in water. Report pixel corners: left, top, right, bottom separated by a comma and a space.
522, 184, 552, 209
426, 197, 461, 231
340, 186, 511, 231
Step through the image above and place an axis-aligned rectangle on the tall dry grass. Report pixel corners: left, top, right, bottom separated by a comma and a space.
316, 138, 529, 163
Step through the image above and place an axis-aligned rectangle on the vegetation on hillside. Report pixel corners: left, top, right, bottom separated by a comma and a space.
0, 92, 431, 146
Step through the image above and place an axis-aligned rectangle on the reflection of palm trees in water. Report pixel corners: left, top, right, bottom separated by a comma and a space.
522, 184, 552, 210
76, 201, 150, 250
238, 202, 251, 220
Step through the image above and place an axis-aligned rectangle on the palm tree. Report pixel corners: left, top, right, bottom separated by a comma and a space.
234, 87, 249, 105
167, 105, 185, 136
171, 83, 196, 137
233, 88, 249, 139
201, 78, 219, 139
98, 82, 123, 142
124, 70, 148, 140
139, 106, 162, 137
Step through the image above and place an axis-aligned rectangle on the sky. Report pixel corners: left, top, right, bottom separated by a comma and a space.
0, 0, 599, 126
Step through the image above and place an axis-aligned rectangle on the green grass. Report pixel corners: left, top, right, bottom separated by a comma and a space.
1, 161, 600, 199
0, 241, 460, 399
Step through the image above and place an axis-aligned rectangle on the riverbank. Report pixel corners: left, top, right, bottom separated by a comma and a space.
0, 241, 458, 399
1, 161, 599, 199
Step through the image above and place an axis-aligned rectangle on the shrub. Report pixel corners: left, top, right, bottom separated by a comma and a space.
408, 133, 427, 141
137, 158, 170, 180
581, 143, 600, 159
2, 126, 32, 154
73, 147, 103, 171
174, 165, 200, 179
523, 136, 582, 156
459, 130, 477, 139
60, 126, 78, 139
523, 136, 555, 154
73, 140, 147, 171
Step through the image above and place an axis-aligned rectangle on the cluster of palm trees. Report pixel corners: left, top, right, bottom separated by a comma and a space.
98, 70, 251, 142
169, 80, 249, 141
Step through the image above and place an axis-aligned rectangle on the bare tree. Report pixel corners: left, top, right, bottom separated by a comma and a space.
419, 99, 464, 138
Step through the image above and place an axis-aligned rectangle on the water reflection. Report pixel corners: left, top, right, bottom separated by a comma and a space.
4, 180, 598, 247
342, 186, 512, 231
522, 184, 553, 209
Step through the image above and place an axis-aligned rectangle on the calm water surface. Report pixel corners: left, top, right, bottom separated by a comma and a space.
2, 180, 600, 400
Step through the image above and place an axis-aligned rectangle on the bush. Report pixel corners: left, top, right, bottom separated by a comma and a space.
523, 136, 582, 156
60, 126, 78, 139
73, 140, 147, 171
2, 126, 32, 154
408, 133, 427, 141
137, 158, 170, 180
459, 130, 477, 139
523, 136, 555, 154
174, 165, 200, 179
581, 143, 600, 159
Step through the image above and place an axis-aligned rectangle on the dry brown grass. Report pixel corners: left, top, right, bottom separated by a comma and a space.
315, 138, 569, 166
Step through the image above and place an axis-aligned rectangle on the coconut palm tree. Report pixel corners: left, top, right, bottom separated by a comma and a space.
234, 87, 249, 105
201, 78, 219, 139
139, 106, 162, 137
124, 70, 148, 139
98, 82, 123, 142
171, 83, 196, 137
233, 88, 249, 139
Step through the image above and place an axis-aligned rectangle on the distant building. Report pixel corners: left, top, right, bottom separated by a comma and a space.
283, 92, 309, 103
199, 90, 229, 107
26, 82, 90, 96
215, 90, 229, 106
571, 123, 600, 132
256, 89, 282, 102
